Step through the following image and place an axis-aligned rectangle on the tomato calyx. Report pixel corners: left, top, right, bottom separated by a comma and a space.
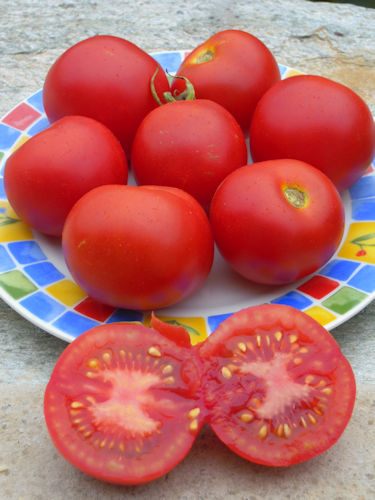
150, 67, 196, 106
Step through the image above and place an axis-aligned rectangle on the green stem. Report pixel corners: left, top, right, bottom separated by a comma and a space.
150, 67, 196, 106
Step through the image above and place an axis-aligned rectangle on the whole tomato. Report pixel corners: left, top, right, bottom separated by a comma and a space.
131, 99, 248, 212
62, 184, 214, 310
43, 35, 170, 158
249, 74, 375, 191
209, 159, 345, 285
171, 30, 281, 132
4, 115, 128, 236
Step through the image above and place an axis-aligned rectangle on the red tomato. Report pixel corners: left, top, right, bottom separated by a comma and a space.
62, 184, 214, 310
131, 99, 248, 212
44, 321, 204, 484
171, 30, 281, 132
198, 304, 356, 467
3, 116, 128, 236
249, 74, 375, 191
43, 35, 170, 158
209, 159, 345, 285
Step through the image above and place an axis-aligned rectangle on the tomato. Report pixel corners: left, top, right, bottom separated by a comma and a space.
131, 99, 248, 212
209, 159, 345, 285
44, 321, 204, 484
3, 115, 128, 237
249, 74, 375, 191
43, 35, 170, 158
171, 29, 281, 132
62, 184, 214, 310
198, 304, 356, 467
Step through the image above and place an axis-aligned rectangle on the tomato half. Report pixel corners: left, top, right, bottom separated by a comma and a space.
62, 184, 214, 310
131, 99, 248, 212
43, 35, 170, 158
249, 74, 375, 191
209, 159, 345, 285
44, 322, 204, 485
198, 304, 356, 467
3, 115, 128, 236
172, 29, 281, 132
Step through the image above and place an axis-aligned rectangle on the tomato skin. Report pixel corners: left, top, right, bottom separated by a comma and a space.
171, 30, 281, 132
44, 322, 205, 484
249, 74, 375, 191
198, 304, 356, 467
62, 184, 214, 310
209, 159, 345, 285
43, 35, 170, 158
131, 99, 248, 212
3, 115, 128, 236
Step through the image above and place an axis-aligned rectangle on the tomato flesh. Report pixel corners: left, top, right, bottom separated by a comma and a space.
198, 304, 356, 466
44, 323, 204, 484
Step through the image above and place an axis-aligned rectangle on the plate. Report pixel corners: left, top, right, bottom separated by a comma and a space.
1, 50, 375, 344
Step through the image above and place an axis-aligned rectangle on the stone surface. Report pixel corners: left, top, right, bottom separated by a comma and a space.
1, 0, 375, 498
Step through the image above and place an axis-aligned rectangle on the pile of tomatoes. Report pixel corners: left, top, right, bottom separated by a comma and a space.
4, 30, 374, 484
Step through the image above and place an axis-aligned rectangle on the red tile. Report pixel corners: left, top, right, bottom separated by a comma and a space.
298, 275, 339, 299
74, 296, 116, 322
2, 103, 41, 131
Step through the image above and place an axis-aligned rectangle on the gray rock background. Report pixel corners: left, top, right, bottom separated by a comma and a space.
1, 0, 375, 498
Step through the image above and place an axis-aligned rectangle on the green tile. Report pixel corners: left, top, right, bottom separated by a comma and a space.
322, 286, 367, 315
0, 270, 37, 299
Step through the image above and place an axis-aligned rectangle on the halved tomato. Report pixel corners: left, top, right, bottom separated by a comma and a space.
44, 322, 204, 484
198, 304, 356, 466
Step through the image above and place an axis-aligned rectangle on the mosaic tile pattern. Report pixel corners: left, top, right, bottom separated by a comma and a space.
0, 52, 374, 343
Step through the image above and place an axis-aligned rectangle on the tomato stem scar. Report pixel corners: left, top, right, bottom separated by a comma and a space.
283, 186, 309, 209
194, 49, 215, 64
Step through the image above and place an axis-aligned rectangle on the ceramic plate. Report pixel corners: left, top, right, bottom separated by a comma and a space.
1, 50, 375, 344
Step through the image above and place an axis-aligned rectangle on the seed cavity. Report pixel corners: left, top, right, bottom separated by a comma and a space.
148, 346, 162, 358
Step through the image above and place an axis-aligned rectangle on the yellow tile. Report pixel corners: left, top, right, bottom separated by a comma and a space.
304, 306, 336, 326
11, 135, 30, 153
338, 222, 375, 264
145, 314, 208, 345
0, 201, 33, 242
46, 279, 87, 306
284, 68, 305, 79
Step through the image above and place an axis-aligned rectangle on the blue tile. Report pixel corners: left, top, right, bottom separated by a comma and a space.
26, 90, 45, 114
0, 245, 16, 272
8, 241, 47, 264
23, 261, 64, 286
352, 198, 375, 221
279, 64, 288, 76
0, 177, 6, 200
0, 123, 22, 149
349, 175, 375, 200
27, 116, 50, 136
152, 51, 183, 73
20, 291, 65, 322
106, 308, 144, 323
320, 258, 361, 281
53, 310, 99, 338
207, 312, 233, 333
271, 291, 313, 310
348, 264, 375, 293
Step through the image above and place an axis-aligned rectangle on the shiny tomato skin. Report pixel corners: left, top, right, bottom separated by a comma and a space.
3, 115, 128, 236
62, 184, 214, 310
209, 159, 345, 285
131, 99, 248, 212
43, 35, 170, 158
44, 322, 205, 484
249, 74, 375, 191
198, 304, 356, 467
172, 30, 281, 132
